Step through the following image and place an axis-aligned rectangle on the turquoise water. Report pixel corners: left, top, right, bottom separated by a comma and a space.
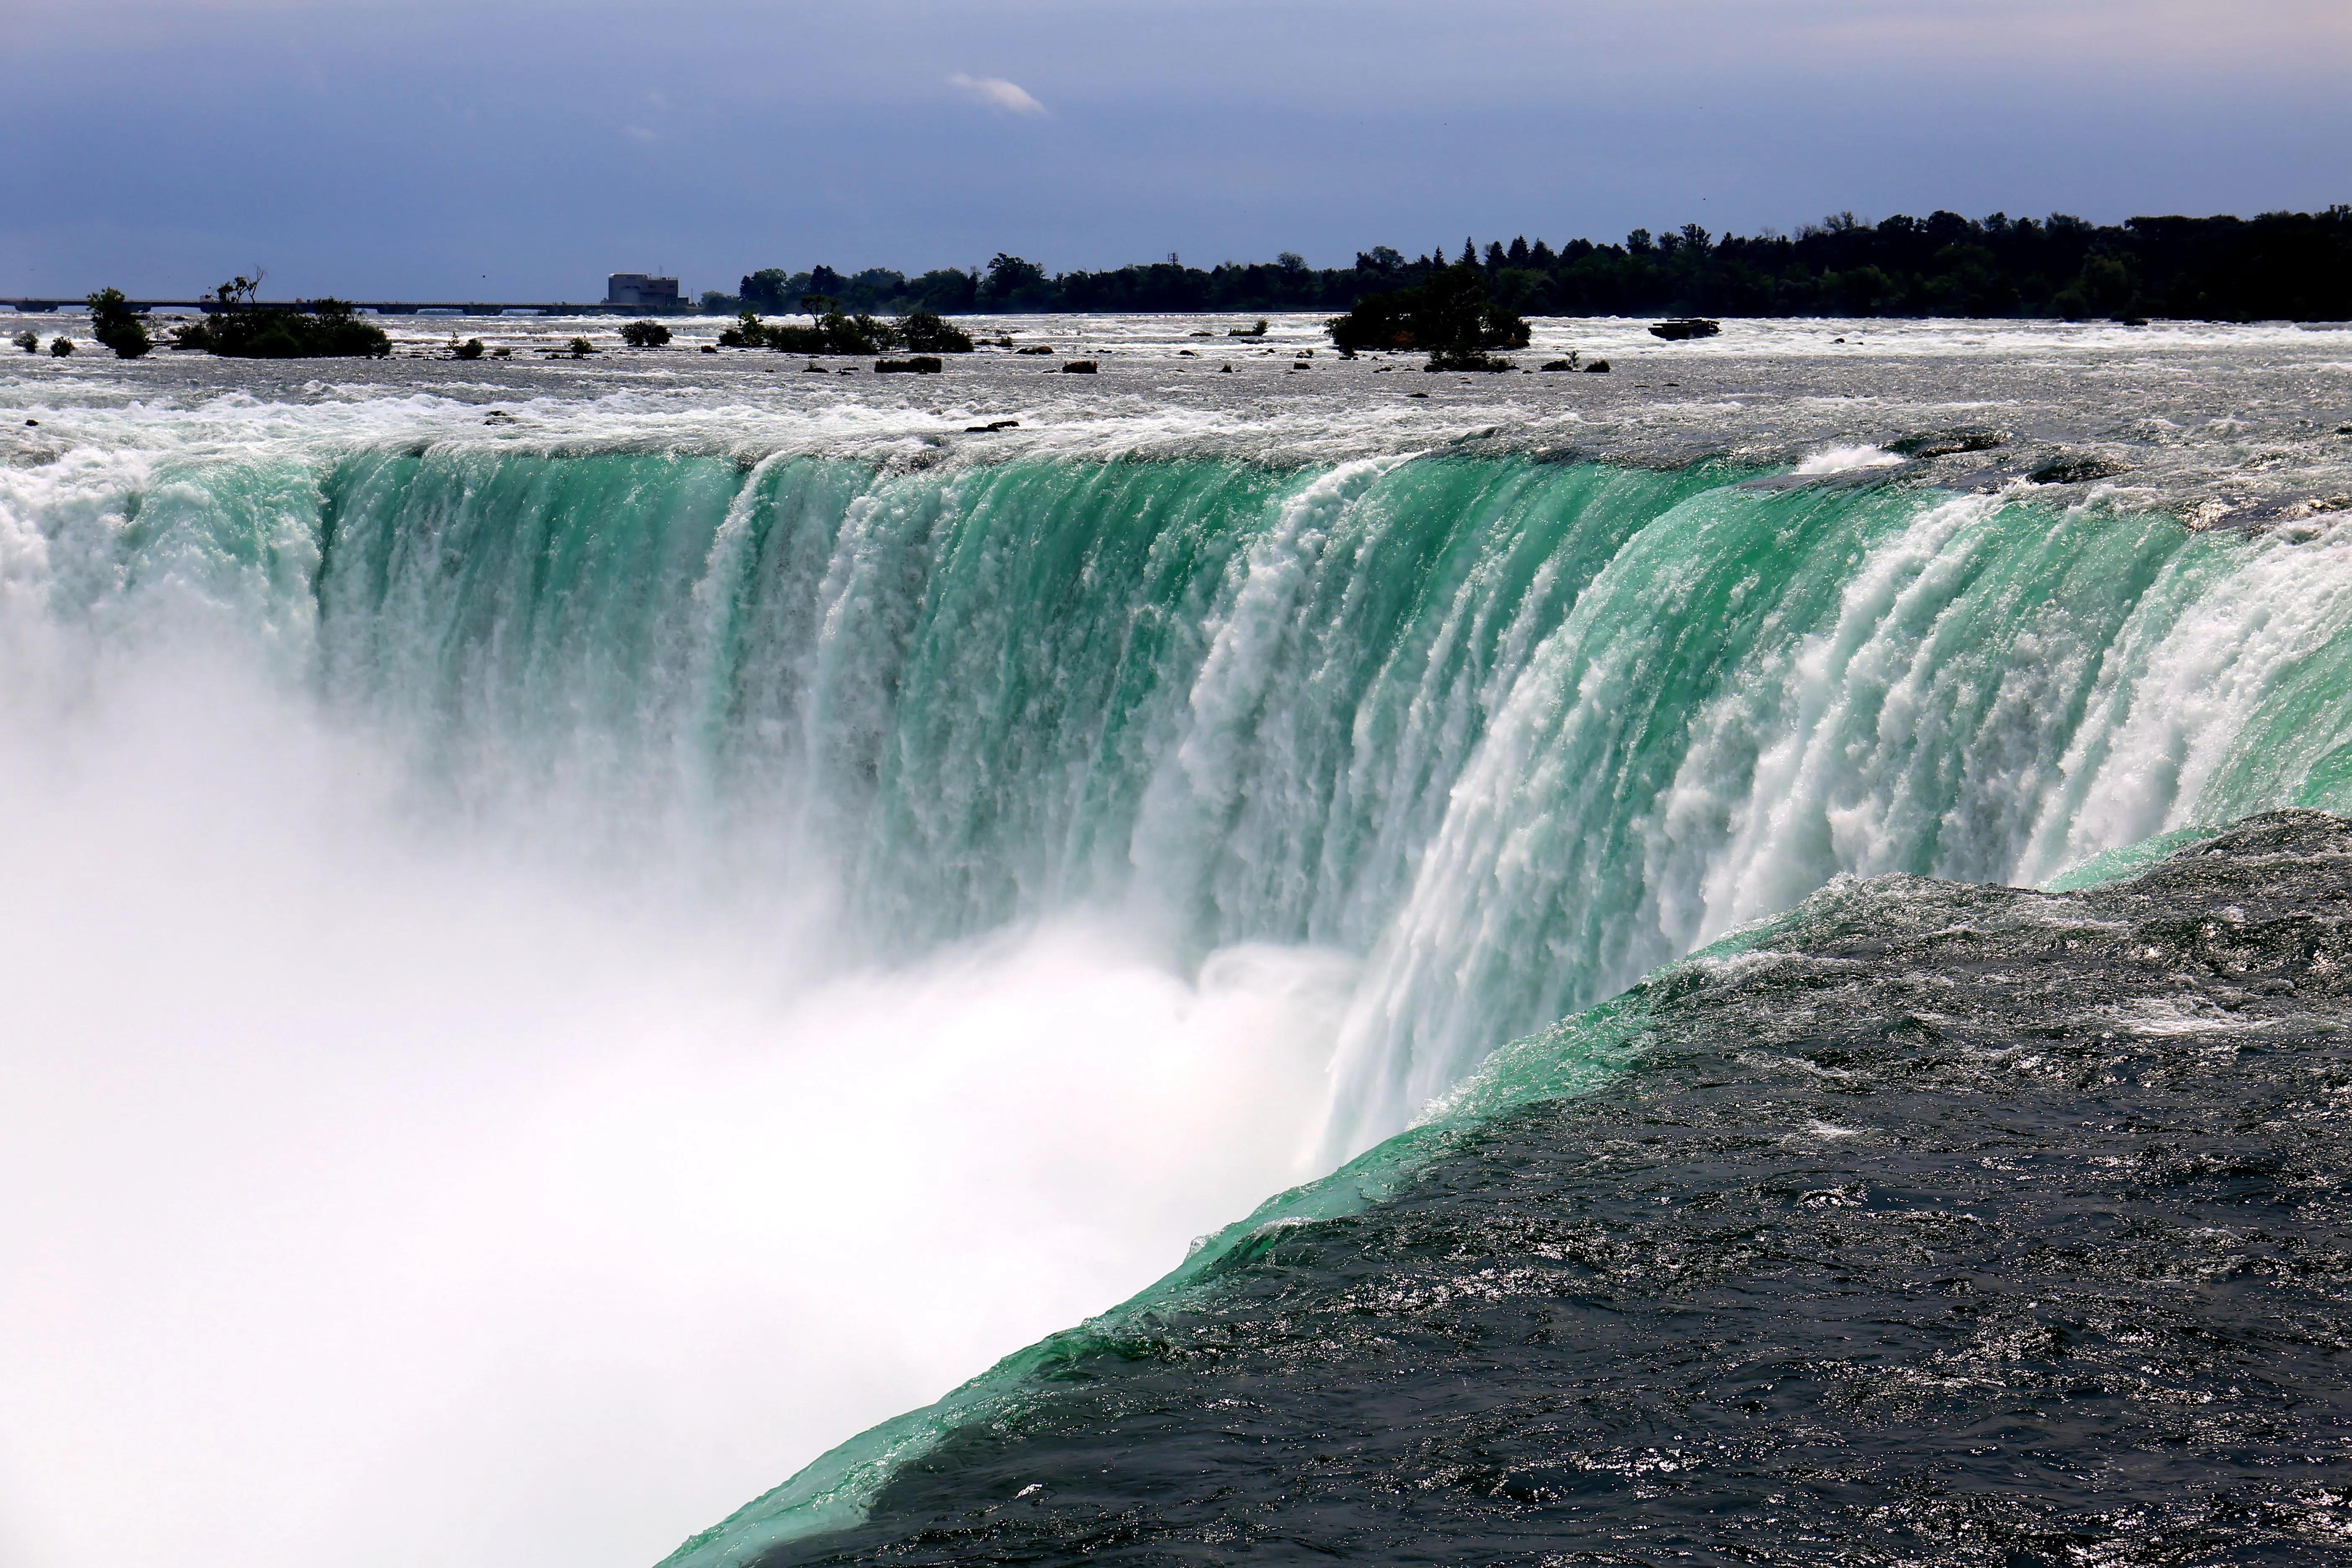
291, 453, 2349, 1133
75, 445, 2352, 1158
28, 437, 2352, 1560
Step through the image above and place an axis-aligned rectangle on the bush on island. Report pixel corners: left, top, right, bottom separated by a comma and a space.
87, 290, 151, 358
1228, 319, 1269, 337
1327, 263, 1530, 366
568, 337, 595, 358
1426, 347, 1515, 372
894, 309, 972, 353
874, 356, 944, 374
1060, 360, 1099, 373
450, 336, 486, 360
50, 337, 75, 356
619, 320, 671, 348
175, 281, 391, 358
14, 330, 37, 353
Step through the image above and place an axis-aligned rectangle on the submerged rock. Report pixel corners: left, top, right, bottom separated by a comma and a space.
1889, 427, 2010, 457
2031, 450, 2127, 484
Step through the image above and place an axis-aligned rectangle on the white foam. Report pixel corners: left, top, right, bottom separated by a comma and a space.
1793, 442, 1906, 474
0, 624, 1355, 1568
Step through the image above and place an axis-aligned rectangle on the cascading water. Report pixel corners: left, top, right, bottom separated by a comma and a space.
277, 446, 2352, 1153
7, 318, 2352, 1568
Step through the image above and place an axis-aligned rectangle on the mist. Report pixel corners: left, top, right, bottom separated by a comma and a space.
0, 626, 1354, 1568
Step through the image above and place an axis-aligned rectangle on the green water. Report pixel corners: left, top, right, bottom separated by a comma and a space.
71, 446, 2352, 1150
37, 439, 2352, 1557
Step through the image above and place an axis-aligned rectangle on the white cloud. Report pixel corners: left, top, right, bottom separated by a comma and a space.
948, 72, 1046, 116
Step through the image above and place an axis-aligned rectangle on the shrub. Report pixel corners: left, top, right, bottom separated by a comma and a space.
1426, 347, 1515, 372
725, 305, 894, 354
893, 309, 972, 353
619, 319, 671, 348
86, 289, 152, 358
1228, 318, 1269, 337
50, 336, 75, 356
568, 336, 594, 358
13, 330, 36, 353
1060, 360, 1099, 373
195, 293, 391, 358
1328, 263, 1528, 355
874, 356, 944, 373
450, 336, 486, 360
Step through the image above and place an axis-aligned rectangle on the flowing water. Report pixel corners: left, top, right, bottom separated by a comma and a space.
3, 315, 2350, 1568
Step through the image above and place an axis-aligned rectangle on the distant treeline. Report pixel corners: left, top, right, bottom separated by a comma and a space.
709, 209, 2352, 322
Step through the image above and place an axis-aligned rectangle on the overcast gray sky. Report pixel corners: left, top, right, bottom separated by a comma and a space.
7, 0, 2348, 300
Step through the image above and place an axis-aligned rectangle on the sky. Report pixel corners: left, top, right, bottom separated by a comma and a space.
5, 0, 2349, 302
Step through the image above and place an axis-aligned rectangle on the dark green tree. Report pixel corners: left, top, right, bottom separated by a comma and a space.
87, 289, 152, 358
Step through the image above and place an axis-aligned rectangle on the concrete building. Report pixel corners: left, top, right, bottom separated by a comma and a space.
606, 273, 681, 309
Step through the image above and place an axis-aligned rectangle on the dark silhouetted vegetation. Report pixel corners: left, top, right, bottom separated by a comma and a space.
720, 303, 973, 355
49, 336, 75, 356
1329, 256, 1531, 362
450, 336, 485, 360
895, 309, 973, 353
87, 289, 151, 358
619, 320, 672, 348
173, 279, 392, 358
568, 337, 594, 358
714, 209, 2351, 322
14, 330, 37, 353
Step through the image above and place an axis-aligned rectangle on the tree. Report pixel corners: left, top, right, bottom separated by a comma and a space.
87, 289, 152, 358
894, 309, 972, 353
13, 330, 36, 353
619, 320, 672, 347
980, 253, 1050, 306
568, 336, 595, 357
1326, 262, 1529, 359
739, 269, 792, 311
50, 336, 75, 356
185, 293, 389, 358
